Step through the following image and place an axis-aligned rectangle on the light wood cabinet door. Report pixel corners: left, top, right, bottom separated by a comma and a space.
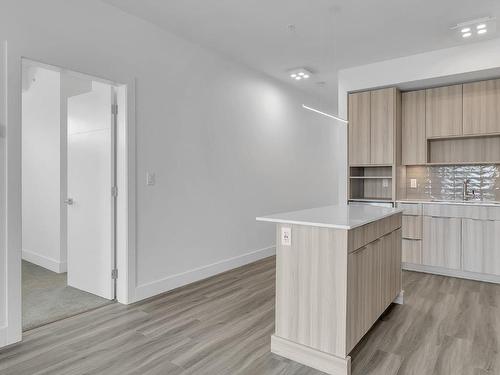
346, 229, 401, 352
370, 88, 394, 164
426, 85, 463, 138
422, 216, 461, 269
462, 219, 500, 275
349, 91, 371, 165
402, 239, 422, 264
402, 90, 426, 164
402, 215, 422, 240
463, 79, 500, 135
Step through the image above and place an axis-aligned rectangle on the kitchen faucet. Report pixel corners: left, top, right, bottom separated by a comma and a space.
462, 179, 476, 201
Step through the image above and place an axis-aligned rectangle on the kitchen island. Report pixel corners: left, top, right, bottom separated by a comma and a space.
257, 204, 403, 375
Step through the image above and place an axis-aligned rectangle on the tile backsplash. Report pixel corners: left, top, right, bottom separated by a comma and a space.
405, 165, 500, 201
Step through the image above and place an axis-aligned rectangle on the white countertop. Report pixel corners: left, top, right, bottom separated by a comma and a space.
256, 204, 402, 230
397, 199, 500, 208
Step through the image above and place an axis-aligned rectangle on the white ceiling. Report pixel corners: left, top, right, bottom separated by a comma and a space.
102, 0, 500, 108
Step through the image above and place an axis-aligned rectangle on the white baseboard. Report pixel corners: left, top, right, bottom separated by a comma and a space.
22, 249, 67, 273
0, 324, 20, 348
0, 325, 7, 347
403, 263, 500, 284
393, 290, 404, 305
134, 246, 275, 302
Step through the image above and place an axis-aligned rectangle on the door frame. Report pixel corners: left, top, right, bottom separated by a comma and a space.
2, 41, 137, 346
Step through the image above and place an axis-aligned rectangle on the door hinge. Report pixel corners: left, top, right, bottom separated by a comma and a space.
111, 186, 118, 197
111, 103, 118, 115
112, 269, 118, 279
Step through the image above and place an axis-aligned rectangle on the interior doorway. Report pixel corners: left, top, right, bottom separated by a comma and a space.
21, 60, 123, 330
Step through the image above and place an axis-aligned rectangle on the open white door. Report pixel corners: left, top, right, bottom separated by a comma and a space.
67, 81, 115, 300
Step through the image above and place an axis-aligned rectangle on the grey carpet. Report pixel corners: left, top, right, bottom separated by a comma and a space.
22, 260, 112, 331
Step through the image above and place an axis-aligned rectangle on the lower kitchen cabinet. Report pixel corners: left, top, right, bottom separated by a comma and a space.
402, 239, 421, 264
422, 216, 461, 270
402, 215, 422, 239
462, 218, 500, 276
399, 201, 500, 283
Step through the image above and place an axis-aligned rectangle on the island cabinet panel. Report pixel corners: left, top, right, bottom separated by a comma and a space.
370, 88, 395, 165
275, 224, 349, 358
402, 90, 426, 165
349, 91, 371, 165
463, 79, 500, 135
422, 216, 461, 270
426, 84, 463, 138
346, 229, 401, 353
462, 219, 500, 276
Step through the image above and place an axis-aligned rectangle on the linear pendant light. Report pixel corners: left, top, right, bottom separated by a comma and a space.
302, 104, 348, 124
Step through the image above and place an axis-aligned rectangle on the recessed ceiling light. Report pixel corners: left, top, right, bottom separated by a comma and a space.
287, 68, 313, 82
451, 16, 496, 40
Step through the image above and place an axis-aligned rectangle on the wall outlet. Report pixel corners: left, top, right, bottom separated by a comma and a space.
382, 179, 389, 188
281, 227, 292, 246
146, 172, 156, 186
410, 178, 417, 189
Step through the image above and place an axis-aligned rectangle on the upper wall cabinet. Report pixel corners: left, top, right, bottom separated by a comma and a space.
426, 84, 463, 138
370, 88, 395, 165
463, 79, 500, 135
349, 88, 398, 166
349, 91, 371, 165
402, 90, 426, 165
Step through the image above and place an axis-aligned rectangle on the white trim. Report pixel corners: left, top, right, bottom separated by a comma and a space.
403, 263, 500, 284
5, 40, 23, 347
22, 249, 66, 273
0, 325, 7, 347
393, 290, 404, 305
135, 246, 275, 302
2, 45, 137, 348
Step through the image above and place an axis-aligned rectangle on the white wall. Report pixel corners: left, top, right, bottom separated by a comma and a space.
21, 67, 64, 273
0, 0, 339, 345
337, 37, 500, 204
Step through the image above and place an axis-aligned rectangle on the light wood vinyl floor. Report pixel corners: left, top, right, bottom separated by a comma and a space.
1, 256, 500, 374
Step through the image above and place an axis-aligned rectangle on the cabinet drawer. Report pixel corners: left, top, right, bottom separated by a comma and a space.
423, 203, 500, 220
397, 203, 422, 216
402, 239, 422, 264
402, 215, 422, 239
422, 216, 461, 270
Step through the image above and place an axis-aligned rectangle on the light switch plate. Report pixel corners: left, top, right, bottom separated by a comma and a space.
146, 172, 156, 186
281, 227, 291, 246
383, 179, 389, 188
410, 178, 417, 189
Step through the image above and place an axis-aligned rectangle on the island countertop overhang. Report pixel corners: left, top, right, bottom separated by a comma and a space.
256, 204, 403, 230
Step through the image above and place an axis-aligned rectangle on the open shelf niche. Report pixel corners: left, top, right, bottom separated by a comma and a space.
427, 134, 500, 165
349, 166, 393, 201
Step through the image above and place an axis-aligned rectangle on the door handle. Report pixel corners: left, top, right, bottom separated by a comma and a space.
64, 198, 74, 205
